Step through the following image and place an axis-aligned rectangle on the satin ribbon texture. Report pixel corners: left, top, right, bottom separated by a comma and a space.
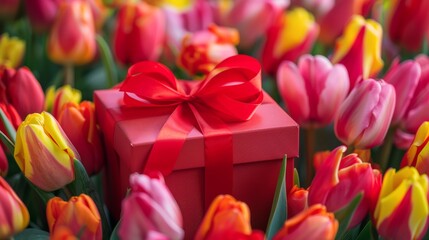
119, 54, 263, 204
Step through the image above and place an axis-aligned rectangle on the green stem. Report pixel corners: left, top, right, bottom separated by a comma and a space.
380, 128, 394, 172
64, 64, 74, 87
305, 126, 316, 186
96, 35, 118, 88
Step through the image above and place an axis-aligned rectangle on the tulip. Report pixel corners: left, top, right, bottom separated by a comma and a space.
113, 1, 166, 65
86, 0, 110, 31
0, 0, 20, 20
288, 185, 308, 218
58, 101, 104, 175
0, 148, 7, 177
308, 146, 382, 228
394, 54, 429, 149
195, 194, 264, 240
47, 0, 97, 65
45, 85, 82, 118
177, 24, 239, 76
317, 0, 375, 44
334, 79, 396, 149
25, 0, 61, 33
273, 204, 338, 240
331, 15, 383, 89
118, 173, 184, 240
261, 7, 319, 75
384, 60, 421, 126
14, 112, 77, 192
212, 0, 289, 49
374, 167, 429, 240
3, 67, 45, 119
47, 194, 102, 240
386, 0, 429, 52
0, 103, 22, 137
0, 176, 29, 239
277, 54, 349, 127
0, 34, 25, 69
290, 0, 334, 17
401, 122, 429, 176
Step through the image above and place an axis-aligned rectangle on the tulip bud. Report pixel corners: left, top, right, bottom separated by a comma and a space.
334, 79, 396, 149
0, 176, 30, 239
401, 122, 429, 175
386, 0, 429, 52
212, 0, 288, 49
262, 7, 319, 74
277, 54, 349, 127
288, 185, 308, 218
45, 85, 82, 118
14, 112, 77, 192
374, 167, 429, 240
308, 146, 382, 228
118, 173, 184, 240
0, 102, 22, 137
195, 194, 264, 240
4, 67, 45, 119
113, 1, 166, 65
25, 0, 61, 33
273, 204, 338, 240
177, 24, 239, 76
0, 34, 25, 69
58, 101, 104, 175
47, 0, 97, 65
47, 194, 102, 239
331, 15, 383, 89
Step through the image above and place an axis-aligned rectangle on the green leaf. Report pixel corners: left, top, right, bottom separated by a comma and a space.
293, 168, 300, 187
334, 193, 363, 240
0, 108, 17, 142
96, 35, 118, 88
265, 155, 287, 239
0, 131, 15, 154
356, 220, 377, 240
15, 228, 50, 240
110, 220, 121, 240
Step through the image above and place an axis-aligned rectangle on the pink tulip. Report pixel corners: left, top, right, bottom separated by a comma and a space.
113, 1, 166, 65
25, 0, 61, 33
212, 0, 289, 50
387, 0, 429, 52
118, 173, 184, 240
334, 79, 396, 149
277, 54, 349, 127
2, 67, 45, 119
384, 60, 421, 126
288, 185, 308, 218
308, 146, 382, 228
394, 55, 429, 149
262, 7, 319, 75
290, 0, 334, 17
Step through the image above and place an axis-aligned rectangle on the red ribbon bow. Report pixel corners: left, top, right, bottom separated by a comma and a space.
119, 54, 263, 203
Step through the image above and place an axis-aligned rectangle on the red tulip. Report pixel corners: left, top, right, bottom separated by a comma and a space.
0, 0, 20, 20
334, 79, 395, 149
113, 1, 166, 65
308, 146, 382, 228
277, 54, 349, 127
119, 173, 184, 240
288, 185, 308, 218
25, 0, 61, 33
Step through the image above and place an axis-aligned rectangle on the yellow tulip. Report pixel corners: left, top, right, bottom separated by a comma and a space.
0, 34, 25, 69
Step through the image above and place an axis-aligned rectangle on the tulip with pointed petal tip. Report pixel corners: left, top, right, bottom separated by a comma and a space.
401, 122, 429, 176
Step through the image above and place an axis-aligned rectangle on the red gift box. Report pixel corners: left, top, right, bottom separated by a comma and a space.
94, 55, 299, 238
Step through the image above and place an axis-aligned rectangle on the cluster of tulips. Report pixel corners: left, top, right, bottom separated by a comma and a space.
1, 0, 429, 239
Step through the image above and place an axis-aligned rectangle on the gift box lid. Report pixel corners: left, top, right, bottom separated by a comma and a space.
94, 89, 299, 173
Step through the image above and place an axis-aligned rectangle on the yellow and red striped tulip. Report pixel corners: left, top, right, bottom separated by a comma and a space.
58, 101, 104, 175
262, 7, 319, 75
45, 85, 82, 118
374, 167, 429, 240
0, 34, 25, 69
113, 1, 166, 65
195, 194, 264, 240
177, 24, 239, 76
0, 176, 29, 239
47, 0, 97, 65
47, 194, 102, 240
14, 112, 78, 192
273, 204, 338, 240
401, 122, 429, 175
331, 15, 383, 89
308, 146, 382, 228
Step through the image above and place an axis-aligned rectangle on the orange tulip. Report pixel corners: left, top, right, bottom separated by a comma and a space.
0, 176, 29, 239
58, 101, 104, 175
273, 204, 338, 240
195, 195, 264, 240
47, 0, 97, 65
47, 194, 102, 240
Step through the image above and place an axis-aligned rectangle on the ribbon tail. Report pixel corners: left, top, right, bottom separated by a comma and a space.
143, 105, 194, 176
